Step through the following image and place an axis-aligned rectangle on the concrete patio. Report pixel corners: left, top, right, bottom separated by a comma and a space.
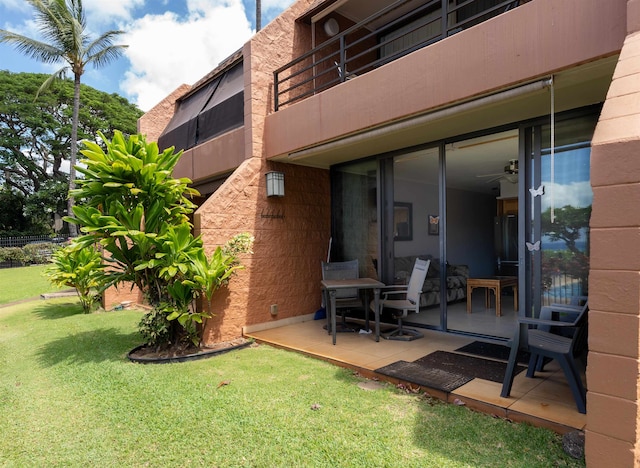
245, 316, 587, 434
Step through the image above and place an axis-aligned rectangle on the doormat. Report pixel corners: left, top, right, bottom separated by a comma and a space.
414, 350, 526, 383
375, 360, 473, 393
455, 341, 530, 364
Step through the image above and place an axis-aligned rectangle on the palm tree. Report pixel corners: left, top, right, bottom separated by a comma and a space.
0, 0, 127, 236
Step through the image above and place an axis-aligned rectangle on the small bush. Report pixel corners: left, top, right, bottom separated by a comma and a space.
22, 242, 59, 264
138, 307, 172, 347
0, 247, 26, 264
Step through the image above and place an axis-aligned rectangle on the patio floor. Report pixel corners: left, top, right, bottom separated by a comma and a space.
245, 316, 587, 434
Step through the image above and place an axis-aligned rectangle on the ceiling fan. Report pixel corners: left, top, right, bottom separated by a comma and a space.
477, 159, 518, 183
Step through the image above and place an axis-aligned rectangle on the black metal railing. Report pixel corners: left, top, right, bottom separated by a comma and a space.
0, 235, 67, 248
274, 0, 526, 111
542, 273, 587, 307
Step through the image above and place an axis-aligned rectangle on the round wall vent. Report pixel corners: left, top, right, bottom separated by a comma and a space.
324, 18, 339, 37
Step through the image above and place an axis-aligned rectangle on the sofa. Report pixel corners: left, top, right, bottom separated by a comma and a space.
393, 255, 469, 308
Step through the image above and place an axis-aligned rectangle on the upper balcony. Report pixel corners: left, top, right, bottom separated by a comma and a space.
274, 0, 529, 111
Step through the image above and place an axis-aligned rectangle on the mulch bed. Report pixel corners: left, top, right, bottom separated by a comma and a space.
128, 337, 254, 364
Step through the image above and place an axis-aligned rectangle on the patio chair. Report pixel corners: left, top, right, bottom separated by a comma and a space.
533, 296, 588, 371
378, 258, 430, 341
501, 299, 588, 413
321, 260, 363, 332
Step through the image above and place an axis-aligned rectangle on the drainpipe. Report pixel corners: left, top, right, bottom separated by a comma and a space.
256, 0, 261, 32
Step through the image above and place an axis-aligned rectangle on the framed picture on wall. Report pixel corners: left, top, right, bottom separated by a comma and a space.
394, 202, 412, 241
428, 215, 439, 236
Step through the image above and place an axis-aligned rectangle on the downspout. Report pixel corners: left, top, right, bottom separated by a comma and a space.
256, 0, 261, 32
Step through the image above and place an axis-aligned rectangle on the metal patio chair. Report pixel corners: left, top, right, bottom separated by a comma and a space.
321, 260, 363, 332
378, 258, 430, 341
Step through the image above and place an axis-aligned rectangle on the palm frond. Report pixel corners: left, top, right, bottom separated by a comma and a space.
85, 30, 126, 56
36, 66, 70, 99
88, 44, 128, 69
0, 30, 65, 64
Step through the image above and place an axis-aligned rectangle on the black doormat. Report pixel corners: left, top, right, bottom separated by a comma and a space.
455, 341, 530, 364
375, 360, 473, 393
414, 350, 526, 383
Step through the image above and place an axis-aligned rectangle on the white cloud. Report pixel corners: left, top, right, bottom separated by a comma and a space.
263, 0, 295, 11
83, 0, 145, 25
540, 181, 593, 212
120, 0, 253, 110
0, 0, 30, 13
1, 0, 295, 109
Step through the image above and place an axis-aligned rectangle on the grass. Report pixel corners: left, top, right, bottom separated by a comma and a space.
0, 272, 585, 467
0, 264, 65, 304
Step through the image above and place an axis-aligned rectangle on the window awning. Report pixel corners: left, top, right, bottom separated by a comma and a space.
158, 61, 244, 152
198, 61, 244, 144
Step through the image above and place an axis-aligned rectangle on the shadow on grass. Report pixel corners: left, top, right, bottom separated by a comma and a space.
36, 327, 142, 367
30, 299, 85, 320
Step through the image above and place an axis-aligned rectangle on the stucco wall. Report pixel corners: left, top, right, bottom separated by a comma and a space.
103, 282, 144, 311
265, 0, 627, 159
173, 127, 245, 182
586, 2, 640, 464
197, 159, 330, 343
193, 0, 329, 343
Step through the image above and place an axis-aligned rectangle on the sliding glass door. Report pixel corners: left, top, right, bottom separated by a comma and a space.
391, 146, 443, 329
443, 129, 519, 338
523, 114, 597, 316
330, 108, 597, 339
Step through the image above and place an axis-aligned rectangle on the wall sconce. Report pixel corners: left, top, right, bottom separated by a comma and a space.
265, 171, 285, 197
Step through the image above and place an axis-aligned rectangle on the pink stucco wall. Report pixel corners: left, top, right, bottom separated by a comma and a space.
197, 159, 330, 343
193, 0, 329, 343
586, 1, 640, 462
265, 0, 627, 160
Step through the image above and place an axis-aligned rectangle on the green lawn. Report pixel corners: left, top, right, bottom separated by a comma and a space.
0, 273, 584, 467
0, 264, 65, 304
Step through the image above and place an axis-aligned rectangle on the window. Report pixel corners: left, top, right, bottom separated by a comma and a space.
158, 61, 244, 151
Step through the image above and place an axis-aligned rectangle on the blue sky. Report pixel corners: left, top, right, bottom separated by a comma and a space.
0, 0, 294, 111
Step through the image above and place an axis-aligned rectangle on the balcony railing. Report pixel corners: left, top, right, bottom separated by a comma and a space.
274, 0, 527, 111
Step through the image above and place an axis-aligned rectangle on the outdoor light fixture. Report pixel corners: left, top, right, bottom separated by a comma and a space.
265, 171, 285, 197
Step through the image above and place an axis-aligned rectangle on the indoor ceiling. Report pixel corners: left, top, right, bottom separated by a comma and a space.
334, 0, 420, 30
393, 129, 520, 195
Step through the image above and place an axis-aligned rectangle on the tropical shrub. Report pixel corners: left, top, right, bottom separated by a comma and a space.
66, 131, 252, 348
45, 242, 106, 313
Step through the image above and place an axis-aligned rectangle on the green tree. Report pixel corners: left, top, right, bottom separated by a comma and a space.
0, 189, 30, 235
0, 71, 141, 234
541, 205, 591, 255
0, 0, 128, 236
68, 131, 252, 349
541, 205, 591, 294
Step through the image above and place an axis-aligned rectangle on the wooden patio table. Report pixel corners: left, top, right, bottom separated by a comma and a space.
466, 276, 518, 317
321, 278, 384, 345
